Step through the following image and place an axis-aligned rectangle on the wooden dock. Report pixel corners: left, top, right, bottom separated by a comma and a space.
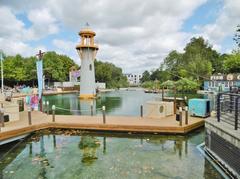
0, 111, 204, 142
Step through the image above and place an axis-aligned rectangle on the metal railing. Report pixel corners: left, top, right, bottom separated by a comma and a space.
217, 92, 240, 130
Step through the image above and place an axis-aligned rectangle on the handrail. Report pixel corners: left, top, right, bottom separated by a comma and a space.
217, 92, 239, 130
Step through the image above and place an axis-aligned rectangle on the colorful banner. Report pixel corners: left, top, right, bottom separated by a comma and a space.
36, 60, 43, 99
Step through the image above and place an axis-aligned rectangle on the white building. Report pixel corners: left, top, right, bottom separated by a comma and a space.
125, 73, 142, 86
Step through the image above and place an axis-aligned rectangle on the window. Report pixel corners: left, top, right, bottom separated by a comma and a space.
89, 64, 92, 71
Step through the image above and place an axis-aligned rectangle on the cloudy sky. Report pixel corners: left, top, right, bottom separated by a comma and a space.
0, 0, 239, 73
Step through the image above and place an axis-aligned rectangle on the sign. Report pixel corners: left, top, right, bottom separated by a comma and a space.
210, 74, 240, 81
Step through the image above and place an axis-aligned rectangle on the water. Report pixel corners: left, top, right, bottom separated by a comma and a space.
43, 90, 160, 115
0, 90, 223, 178
42, 90, 202, 116
0, 129, 223, 179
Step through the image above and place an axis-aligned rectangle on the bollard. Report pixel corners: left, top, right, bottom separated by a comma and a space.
179, 107, 182, 126
140, 105, 143, 118
91, 105, 93, 116
102, 106, 106, 124
52, 105, 56, 122
185, 106, 188, 125
0, 108, 4, 130
28, 107, 32, 125
43, 101, 46, 113
46, 101, 49, 115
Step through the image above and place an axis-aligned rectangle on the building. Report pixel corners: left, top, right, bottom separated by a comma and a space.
204, 74, 240, 92
76, 26, 99, 99
125, 73, 142, 86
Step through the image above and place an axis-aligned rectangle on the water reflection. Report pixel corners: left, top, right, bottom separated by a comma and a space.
0, 130, 224, 179
78, 136, 100, 165
43, 90, 159, 116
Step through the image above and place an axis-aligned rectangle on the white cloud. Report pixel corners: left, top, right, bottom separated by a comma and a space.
26, 8, 59, 40
0, 0, 213, 73
196, 0, 240, 51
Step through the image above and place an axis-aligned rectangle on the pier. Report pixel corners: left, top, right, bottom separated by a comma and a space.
0, 110, 204, 142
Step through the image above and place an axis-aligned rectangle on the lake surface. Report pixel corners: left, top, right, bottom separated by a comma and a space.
0, 90, 223, 179
42, 89, 203, 116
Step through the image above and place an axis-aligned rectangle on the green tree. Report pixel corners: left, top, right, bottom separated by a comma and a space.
95, 60, 128, 88
163, 50, 183, 80
140, 70, 150, 83
224, 52, 240, 73
234, 25, 240, 48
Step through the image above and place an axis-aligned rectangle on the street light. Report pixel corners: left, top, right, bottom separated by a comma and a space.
0, 50, 4, 93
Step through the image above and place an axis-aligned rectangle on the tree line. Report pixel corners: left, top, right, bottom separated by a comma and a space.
1, 51, 128, 88
141, 26, 240, 91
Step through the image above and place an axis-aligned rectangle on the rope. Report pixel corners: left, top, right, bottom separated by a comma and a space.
55, 106, 103, 112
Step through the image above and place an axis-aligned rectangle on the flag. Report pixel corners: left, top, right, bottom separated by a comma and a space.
36, 60, 43, 99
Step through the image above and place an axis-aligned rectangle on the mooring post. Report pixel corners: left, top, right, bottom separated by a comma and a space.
46, 101, 49, 115
140, 105, 143, 118
185, 106, 188, 125
91, 105, 93, 116
43, 101, 46, 113
174, 86, 177, 114
179, 107, 182, 126
52, 105, 56, 122
0, 108, 4, 131
28, 106, 32, 125
162, 87, 164, 101
102, 106, 106, 124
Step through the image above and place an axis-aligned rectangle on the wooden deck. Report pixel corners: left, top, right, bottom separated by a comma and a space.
0, 111, 204, 142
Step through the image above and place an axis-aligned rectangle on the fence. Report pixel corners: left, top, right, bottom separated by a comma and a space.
217, 92, 240, 130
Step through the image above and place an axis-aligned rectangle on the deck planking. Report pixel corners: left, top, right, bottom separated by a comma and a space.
0, 111, 204, 142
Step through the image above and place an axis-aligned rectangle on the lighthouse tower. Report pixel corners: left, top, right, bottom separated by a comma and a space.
76, 25, 98, 99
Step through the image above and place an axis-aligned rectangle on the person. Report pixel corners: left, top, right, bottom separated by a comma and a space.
30, 94, 39, 111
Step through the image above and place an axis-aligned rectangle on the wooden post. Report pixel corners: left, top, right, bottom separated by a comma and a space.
39, 98, 43, 112
179, 107, 182, 126
46, 101, 49, 115
28, 107, 32, 125
174, 86, 177, 114
0, 108, 4, 130
140, 105, 143, 118
102, 106, 106, 124
162, 87, 164, 101
52, 105, 56, 122
91, 105, 93, 116
185, 106, 188, 125
43, 101, 46, 113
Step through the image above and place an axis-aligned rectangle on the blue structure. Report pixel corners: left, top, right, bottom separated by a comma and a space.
189, 99, 210, 117
204, 74, 240, 92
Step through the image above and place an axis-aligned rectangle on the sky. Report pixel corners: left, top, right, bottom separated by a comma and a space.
0, 0, 239, 74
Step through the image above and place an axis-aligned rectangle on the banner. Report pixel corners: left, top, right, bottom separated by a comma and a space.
36, 60, 43, 99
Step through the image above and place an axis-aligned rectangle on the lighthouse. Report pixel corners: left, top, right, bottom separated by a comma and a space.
76, 25, 98, 99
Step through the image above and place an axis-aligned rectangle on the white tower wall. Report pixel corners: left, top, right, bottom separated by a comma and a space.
80, 48, 96, 96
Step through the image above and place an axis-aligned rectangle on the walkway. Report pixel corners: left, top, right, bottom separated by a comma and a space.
0, 111, 204, 142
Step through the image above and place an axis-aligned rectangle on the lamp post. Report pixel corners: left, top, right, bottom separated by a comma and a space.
0, 50, 3, 93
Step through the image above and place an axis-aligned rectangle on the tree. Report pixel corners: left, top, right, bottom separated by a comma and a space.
234, 25, 240, 48
95, 60, 128, 88
163, 50, 183, 80
224, 52, 240, 73
140, 70, 150, 83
